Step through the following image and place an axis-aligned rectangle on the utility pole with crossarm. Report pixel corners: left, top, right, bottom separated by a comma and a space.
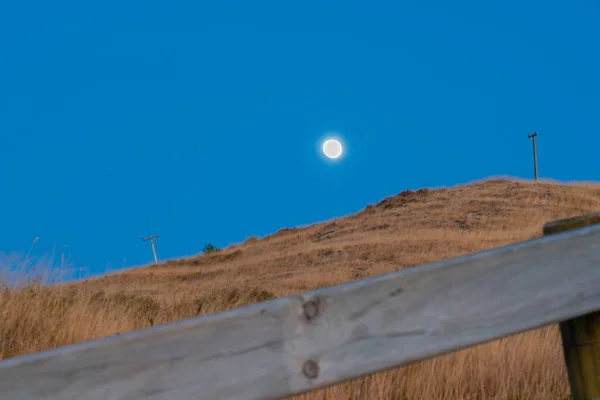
142, 235, 160, 264
527, 132, 539, 181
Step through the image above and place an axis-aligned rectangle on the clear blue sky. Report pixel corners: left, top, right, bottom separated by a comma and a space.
1, 0, 599, 278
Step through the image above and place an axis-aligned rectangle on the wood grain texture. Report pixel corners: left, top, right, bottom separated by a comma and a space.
2, 223, 600, 400
544, 213, 600, 400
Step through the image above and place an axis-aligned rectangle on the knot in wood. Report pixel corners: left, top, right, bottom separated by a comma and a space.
303, 299, 319, 320
302, 359, 319, 379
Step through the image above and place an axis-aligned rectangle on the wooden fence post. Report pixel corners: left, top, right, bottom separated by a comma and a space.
543, 212, 600, 400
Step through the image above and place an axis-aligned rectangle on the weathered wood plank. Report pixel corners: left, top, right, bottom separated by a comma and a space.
544, 212, 600, 400
1, 223, 600, 400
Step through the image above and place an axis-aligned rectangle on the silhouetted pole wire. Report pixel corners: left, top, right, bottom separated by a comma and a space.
527, 132, 539, 181
142, 235, 159, 264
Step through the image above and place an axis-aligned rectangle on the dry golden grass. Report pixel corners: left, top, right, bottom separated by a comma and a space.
2, 177, 600, 399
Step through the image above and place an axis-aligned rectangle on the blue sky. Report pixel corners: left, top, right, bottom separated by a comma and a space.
1, 0, 599, 279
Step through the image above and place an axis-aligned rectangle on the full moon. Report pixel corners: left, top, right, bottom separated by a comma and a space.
322, 139, 343, 159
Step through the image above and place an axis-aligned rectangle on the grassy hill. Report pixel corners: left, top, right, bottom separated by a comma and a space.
2, 178, 600, 399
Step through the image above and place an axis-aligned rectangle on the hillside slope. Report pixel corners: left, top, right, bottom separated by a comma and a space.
2, 178, 600, 399
84, 178, 600, 299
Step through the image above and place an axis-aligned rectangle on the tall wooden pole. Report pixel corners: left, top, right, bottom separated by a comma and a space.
543, 212, 600, 400
142, 235, 159, 264
528, 132, 539, 181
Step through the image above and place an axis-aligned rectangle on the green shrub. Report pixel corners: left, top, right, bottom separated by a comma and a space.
202, 243, 220, 254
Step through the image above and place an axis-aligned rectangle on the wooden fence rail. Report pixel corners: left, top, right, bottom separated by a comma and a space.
1, 213, 600, 400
